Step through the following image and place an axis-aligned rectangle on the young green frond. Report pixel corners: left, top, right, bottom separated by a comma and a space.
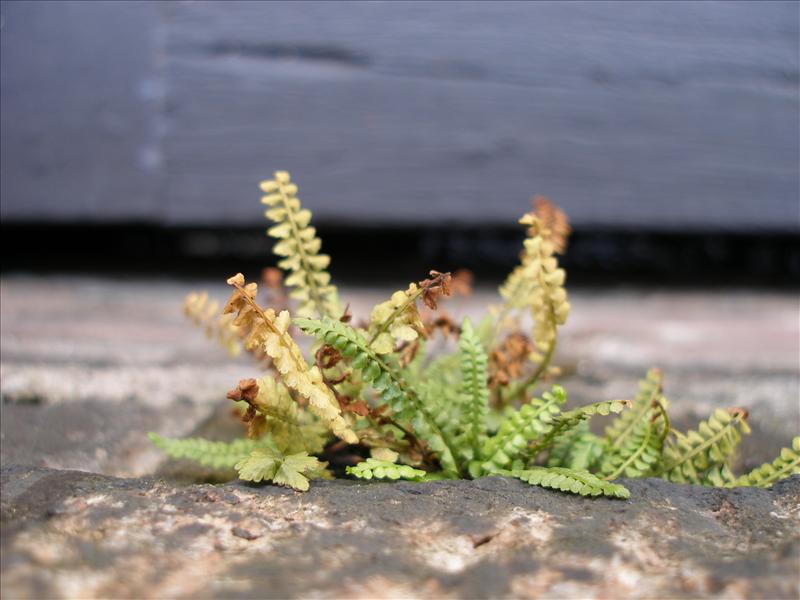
346, 458, 426, 481
599, 369, 669, 479
184, 291, 242, 357
604, 369, 664, 448
224, 274, 357, 444
734, 437, 800, 488
547, 422, 604, 472
478, 386, 568, 474
148, 433, 269, 469
235, 448, 328, 491
453, 318, 489, 461
510, 466, 630, 499
260, 171, 340, 318
527, 399, 631, 460
295, 316, 459, 475
661, 408, 751, 485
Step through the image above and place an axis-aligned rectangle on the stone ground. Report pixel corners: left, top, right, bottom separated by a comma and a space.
1, 276, 799, 599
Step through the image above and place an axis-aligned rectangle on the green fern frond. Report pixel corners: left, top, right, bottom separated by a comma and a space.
346, 458, 426, 481
604, 368, 664, 449
453, 318, 489, 461
547, 422, 604, 472
733, 436, 800, 488
260, 171, 340, 318
478, 386, 567, 474
509, 466, 630, 499
148, 433, 270, 469
599, 370, 669, 479
527, 399, 632, 459
295, 316, 459, 475
601, 417, 665, 480
235, 447, 327, 491
661, 408, 751, 485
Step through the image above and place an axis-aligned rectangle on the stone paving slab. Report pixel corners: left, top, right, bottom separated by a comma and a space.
1, 276, 799, 599
1, 276, 797, 477
1, 466, 798, 599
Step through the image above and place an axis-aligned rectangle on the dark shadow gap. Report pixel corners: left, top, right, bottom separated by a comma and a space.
2, 223, 798, 288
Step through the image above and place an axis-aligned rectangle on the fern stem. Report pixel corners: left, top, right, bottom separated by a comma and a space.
230, 281, 309, 376
523, 336, 557, 392
275, 178, 327, 318
654, 400, 671, 445
603, 421, 653, 481
372, 351, 459, 473
747, 458, 800, 487
367, 287, 424, 348
610, 376, 662, 450
659, 413, 747, 475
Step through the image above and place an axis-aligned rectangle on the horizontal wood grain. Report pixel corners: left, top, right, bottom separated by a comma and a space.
2, 1, 798, 230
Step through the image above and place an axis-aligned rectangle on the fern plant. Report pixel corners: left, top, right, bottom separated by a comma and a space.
154, 170, 799, 496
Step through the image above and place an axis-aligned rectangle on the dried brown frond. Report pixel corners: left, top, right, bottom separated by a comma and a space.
339, 303, 353, 323
260, 267, 290, 312
396, 339, 421, 368
315, 345, 343, 370
223, 273, 358, 443
529, 196, 570, 254
340, 398, 370, 417
419, 270, 453, 310
450, 269, 474, 297
422, 313, 461, 339
226, 378, 260, 404
226, 378, 268, 438
261, 267, 283, 289
489, 333, 534, 388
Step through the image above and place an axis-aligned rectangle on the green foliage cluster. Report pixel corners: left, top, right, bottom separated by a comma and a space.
153, 171, 799, 496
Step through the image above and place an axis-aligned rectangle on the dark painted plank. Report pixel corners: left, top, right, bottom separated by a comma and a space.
1, 1, 798, 231
159, 1, 799, 230
0, 0, 162, 222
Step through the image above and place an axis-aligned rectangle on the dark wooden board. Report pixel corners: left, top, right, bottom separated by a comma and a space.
0, 0, 163, 222
2, 1, 798, 230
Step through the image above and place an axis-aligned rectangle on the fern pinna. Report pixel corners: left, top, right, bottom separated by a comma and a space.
155, 171, 799, 497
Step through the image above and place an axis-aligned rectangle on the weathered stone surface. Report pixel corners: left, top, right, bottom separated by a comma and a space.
1, 277, 798, 598
1, 466, 798, 599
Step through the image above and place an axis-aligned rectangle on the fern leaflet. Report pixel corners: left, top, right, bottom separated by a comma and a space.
509, 466, 630, 499
346, 458, 426, 481
661, 408, 751, 485
734, 436, 800, 488
236, 448, 328, 491
261, 171, 340, 318
453, 318, 489, 462
148, 433, 269, 469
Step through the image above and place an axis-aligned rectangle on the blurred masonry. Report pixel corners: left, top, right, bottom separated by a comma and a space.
1, 1, 798, 285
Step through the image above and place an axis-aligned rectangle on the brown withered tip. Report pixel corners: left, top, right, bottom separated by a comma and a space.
450, 269, 474, 297
339, 303, 353, 323
315, 345, 342, 370
227, 378, 259, 403
729, 407, 749, 420
261, 267, 284, 289
419, 271, 453, 310
226, 273, 245, 286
